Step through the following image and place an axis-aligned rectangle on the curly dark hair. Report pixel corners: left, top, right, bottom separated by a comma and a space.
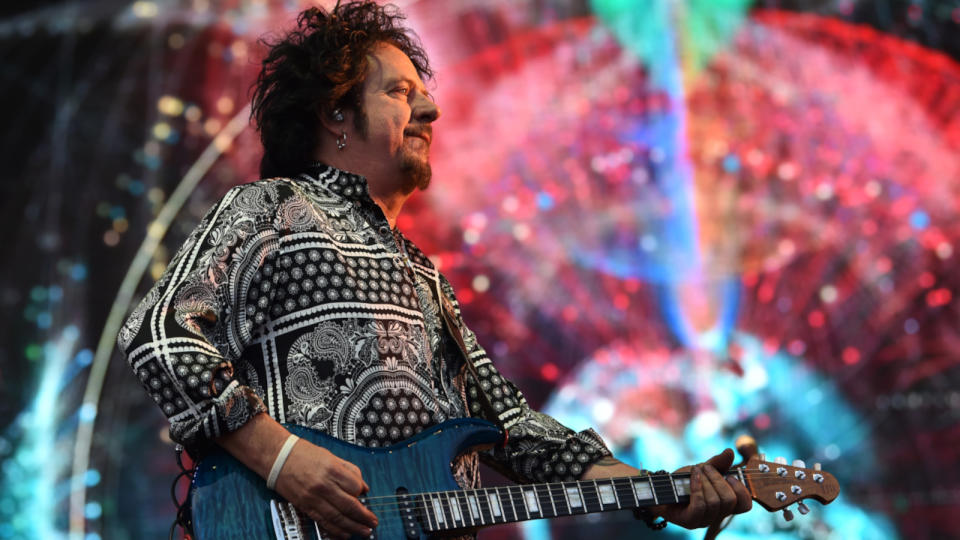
251, 1, 433, 178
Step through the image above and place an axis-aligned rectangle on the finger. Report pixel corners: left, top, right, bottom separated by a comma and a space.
705, 448, 735, 473
331, 488, 379, 529
309, 506, 355, 540
703, 464, 737, 519
326, 504, 376, 538
726, 475, 753, 514
699, 465, 723, 527
664, 465, 705, 528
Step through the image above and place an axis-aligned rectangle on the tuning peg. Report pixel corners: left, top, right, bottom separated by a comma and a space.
759, 453, 767, 462
813, 462, 821, 471
782, 508, 794, 521
775, 457, 787, 465
797, 502, 810, 515
792, 459, 806, 468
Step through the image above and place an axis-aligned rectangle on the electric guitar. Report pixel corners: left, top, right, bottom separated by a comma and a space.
190, 418, 840, 539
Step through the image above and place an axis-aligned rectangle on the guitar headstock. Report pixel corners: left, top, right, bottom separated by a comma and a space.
743, 455, 840, 520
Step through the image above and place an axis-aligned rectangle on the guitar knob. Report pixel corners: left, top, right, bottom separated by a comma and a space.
797, 502, 810, 515
792, 459, 805, 468
775, 457, 787, 465
782, 508, 794, 522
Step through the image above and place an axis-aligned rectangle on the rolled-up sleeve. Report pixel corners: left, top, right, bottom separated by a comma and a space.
117, 182, 283, 451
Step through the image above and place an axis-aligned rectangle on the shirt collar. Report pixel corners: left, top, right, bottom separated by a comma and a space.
301, 162, 370, 202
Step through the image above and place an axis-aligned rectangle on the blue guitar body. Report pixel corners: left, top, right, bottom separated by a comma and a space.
190, 418, 503, 540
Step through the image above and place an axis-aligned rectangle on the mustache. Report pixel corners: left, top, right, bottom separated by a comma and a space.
404, 125, 432, 142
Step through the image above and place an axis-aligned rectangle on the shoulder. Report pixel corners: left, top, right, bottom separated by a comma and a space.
219, 177, 302, 214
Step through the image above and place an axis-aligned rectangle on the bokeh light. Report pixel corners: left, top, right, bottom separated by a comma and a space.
2, 1, 959, 538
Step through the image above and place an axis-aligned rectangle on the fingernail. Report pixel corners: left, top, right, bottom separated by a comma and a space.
727, 475, 740, 483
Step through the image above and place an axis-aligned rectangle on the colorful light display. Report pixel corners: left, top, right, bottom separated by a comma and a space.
1, 1, 959, 539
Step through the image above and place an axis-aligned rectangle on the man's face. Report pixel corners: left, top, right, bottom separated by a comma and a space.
356, 42, 440, 193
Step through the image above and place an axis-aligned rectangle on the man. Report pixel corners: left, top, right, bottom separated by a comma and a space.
119, 2, 751, 538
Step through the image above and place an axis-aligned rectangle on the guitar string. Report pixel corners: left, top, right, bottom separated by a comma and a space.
349, 469, 813, 513
354, 468, 803, 506
290, 469, 817, 533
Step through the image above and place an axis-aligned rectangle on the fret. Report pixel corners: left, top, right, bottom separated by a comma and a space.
420, 494, 435, 532
440, 492, 456, 529
477, 488, 494, 524
613, 477, 637, 508
507, 486, 523, 521
575, 481, 591, 513
553, 482, 572, 515
509, 485, 530, 520
537, 483, 557, 517
486, 488, 504, 521
466, 491, 484, 525
652, 473, 678, 504
431, 494, 447, 529
647, 475, 659, 505
496, 486, 517, 523
447, 492, 463, 527
522, 487, 540, 516
563, 482, 584, 512
456, 490, 475, 528
674, 474, 691, 499
596, 479, 620, 509
579, 481, 602, 513
667, 473, 680, 503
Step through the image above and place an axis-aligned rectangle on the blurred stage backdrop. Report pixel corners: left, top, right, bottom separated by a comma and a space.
2, 0, 960, 538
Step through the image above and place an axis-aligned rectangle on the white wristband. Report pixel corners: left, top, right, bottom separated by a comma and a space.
266, 434, 300, 491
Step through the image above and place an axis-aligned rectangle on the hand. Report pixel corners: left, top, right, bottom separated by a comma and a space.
274, 440, 379, 539
653, 448, 752, 529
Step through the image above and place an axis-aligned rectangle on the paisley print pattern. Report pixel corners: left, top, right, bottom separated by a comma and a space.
118, 164, 610, 488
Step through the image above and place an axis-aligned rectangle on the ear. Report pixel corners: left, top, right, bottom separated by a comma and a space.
317, 105, 352, 138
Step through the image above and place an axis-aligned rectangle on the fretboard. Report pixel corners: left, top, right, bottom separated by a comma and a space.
414, 470, 745, 533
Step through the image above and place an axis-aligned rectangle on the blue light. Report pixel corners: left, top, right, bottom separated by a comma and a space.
909, 210, 930, 230
85, 533, 102, 540
75, 349, 94, 367
128, 179, 145, 196
78, 404, 97, 423
84, 501, 102, 520
36, 312, 52, 329
70, 263, 88, 281
535, 192, 555, 210
63, 325, 79, 341
47, 285, 63, 302
904, 318, 919, 334
84, 469, 101, 487
722, 153, 740, 173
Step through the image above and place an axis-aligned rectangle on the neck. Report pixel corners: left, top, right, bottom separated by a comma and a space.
316, 151, 410, 229
369, 189, 409, 229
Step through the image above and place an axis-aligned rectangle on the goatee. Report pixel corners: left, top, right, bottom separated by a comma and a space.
399, 154, 432, 194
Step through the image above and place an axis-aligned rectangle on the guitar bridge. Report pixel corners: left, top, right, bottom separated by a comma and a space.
270, 499, 310, 540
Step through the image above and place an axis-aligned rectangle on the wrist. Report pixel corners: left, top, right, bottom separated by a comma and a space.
266, 434, 300, 490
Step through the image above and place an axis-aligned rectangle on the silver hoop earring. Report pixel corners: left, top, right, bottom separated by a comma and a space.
333, 109, 344, 122
336, 131, 347, 150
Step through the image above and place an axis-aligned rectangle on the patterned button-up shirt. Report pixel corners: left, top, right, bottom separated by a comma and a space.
119, 164, 610, 487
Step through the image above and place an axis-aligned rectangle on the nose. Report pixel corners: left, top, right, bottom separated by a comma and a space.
413, 92, 440, 123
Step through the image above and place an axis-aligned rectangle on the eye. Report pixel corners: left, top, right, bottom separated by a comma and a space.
391, 86, 410, 96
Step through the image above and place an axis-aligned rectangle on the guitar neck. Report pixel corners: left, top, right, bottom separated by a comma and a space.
416, 469, 747, 533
